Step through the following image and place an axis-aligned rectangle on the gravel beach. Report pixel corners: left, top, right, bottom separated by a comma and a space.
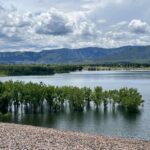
0, 123, 150, 150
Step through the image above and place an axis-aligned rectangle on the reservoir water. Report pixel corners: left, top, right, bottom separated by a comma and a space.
0, 71, 150, 140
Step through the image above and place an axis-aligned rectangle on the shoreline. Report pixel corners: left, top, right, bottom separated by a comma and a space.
83, 68, 150, 71
0, 69, 150, 77
0, 123, 149, 150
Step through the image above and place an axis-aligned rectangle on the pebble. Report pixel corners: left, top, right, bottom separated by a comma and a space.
0, 123, 150, 150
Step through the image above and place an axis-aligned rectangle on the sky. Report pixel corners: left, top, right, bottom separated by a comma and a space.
0, 0, 150, 51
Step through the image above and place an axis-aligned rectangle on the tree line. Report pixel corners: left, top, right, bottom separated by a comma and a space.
0, 63, 150, 76
0, 64, 82, 76
84, 63, 150, 68
0, 81, 144, 114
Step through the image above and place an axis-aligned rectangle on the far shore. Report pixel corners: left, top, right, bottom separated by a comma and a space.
83, 67, 150, 71
0, 123, 150, 150
0, 68, 150, 77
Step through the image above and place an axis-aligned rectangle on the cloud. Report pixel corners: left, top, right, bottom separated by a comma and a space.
97, 19, 107, 24
4, 13, 32, 28
76, 21, 97, 39
128, 19, 149, 34
0, 6, 33, 42
81, 0, 123, 11
35, 9, 74, 36
0, 1, 150, 51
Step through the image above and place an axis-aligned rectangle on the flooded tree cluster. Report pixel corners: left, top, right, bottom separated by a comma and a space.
0, 81, 144, 115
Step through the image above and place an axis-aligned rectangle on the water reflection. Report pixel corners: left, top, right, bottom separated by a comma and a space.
2, 104, 142, 138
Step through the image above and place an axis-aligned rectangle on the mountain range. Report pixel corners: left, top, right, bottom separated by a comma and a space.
0, 45, 150, 64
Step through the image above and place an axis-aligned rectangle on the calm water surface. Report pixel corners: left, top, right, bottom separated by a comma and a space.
0, 71, 150, 140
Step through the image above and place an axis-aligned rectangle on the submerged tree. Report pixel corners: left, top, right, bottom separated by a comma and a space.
0, 81, 144, 114
109, 90, 120, 108
119, 88, 144, 112
103, 90, 109, 108
45, 86, 62, 112
68, 87, 85, 111
81, 87, 92, 106
92, 87, 103, 108
23, 82, 45, 112
0, 82, 12, 113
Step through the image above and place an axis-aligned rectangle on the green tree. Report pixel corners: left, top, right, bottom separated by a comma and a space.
68, 87, 85, 111
109, 90, 119, 108
0, 82, 12, 113
45, 86, 59, 111
23, 82, 45, 112
92, 86, 103, 108
82, 87, 92, 106
103, 90, 109, 108
119, 88, 144, 112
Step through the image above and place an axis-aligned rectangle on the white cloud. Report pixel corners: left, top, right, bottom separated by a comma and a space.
76, 21, 97, 38
35, 8, 74, 36
0, 1, 150, 51
81, 0, 123, 11
128, 19, 149, 34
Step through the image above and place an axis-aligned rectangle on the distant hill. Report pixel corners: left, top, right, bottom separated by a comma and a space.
0, 46, 150, 64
